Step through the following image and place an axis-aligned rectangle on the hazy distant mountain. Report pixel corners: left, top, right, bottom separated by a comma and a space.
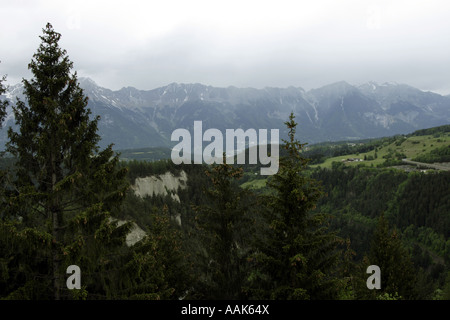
1, 78, 449, 150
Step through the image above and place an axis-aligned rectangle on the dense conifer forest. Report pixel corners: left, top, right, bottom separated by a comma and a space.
0, 23, 449, 302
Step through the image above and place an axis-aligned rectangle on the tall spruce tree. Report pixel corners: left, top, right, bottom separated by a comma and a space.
5, 23, 129, 299
357, 213, 418, 299
247, 112, 341, 299
191, 155, 254, 299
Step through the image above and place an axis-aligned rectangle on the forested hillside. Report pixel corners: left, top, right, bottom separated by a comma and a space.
1, 23, 449, 302
103, 137, 450, 300
311, 164, 449, 299
223, 124, 450, 299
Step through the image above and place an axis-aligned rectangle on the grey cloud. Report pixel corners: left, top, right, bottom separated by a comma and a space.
2, 1, 450, 95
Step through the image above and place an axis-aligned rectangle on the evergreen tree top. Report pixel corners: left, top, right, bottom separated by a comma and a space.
281, 112, 309, 168
27, 23, 75, 98
7, 22, 100, 163
2, 23, 129, 300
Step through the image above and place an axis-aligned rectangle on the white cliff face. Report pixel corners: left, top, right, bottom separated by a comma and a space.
111, 170, 188, 246
131, 170, 188, 202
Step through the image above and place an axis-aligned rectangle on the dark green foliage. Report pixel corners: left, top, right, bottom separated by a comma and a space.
360, 214, 417, 299
410, 124, 450, 137
313, 166, 409, 219
389, 171, 450, 238
413, 145, 450, 163
441, 272, 450, 299
311, 163, 449, 299
0, 220, 53, 299
122, 158, 183, 184
190, 156, 256, 299
0, 69, 10, 219
246, 113, 341, 300
2, 23, 449, 300
102, 206, 190, 300
2, 23, 129, 299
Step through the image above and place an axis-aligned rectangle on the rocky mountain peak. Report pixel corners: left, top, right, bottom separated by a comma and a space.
2, 78, 449, 150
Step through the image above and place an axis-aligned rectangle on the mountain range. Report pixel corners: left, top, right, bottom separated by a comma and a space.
1, 78, 449, 150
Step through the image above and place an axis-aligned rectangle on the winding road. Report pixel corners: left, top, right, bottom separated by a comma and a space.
401, 159, 450, 171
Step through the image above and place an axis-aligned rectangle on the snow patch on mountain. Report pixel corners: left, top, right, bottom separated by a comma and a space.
2, 77, 449, 150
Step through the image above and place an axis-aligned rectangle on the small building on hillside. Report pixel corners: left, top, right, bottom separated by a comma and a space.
342, 158, 364, 163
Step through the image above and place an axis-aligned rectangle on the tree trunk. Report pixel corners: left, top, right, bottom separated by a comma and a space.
52, 208, 60, 300
51, 151, 61, 300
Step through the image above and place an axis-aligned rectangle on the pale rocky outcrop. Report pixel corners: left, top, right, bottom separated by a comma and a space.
109, 218, 147, 247
131, 170, 188, 202
107, 171, 188, 246
128, 170, 188, 231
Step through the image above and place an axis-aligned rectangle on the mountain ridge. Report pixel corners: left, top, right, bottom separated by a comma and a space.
1, 78, 449, 150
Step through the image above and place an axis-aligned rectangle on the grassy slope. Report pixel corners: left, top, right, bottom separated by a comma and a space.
115, 127, 450, 189
240, 131, 450, 189
309, 132, 450, 169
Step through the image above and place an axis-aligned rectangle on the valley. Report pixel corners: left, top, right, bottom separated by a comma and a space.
2, 13, 449, 303
112, 123, 450, 300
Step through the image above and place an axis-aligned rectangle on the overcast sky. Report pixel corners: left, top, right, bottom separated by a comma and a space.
2, 0, 450, 94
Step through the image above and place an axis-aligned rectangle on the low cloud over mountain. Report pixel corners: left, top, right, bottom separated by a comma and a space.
2, 78, 449, 150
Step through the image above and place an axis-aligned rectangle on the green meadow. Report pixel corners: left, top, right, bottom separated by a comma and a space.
309, 132, 450, 169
